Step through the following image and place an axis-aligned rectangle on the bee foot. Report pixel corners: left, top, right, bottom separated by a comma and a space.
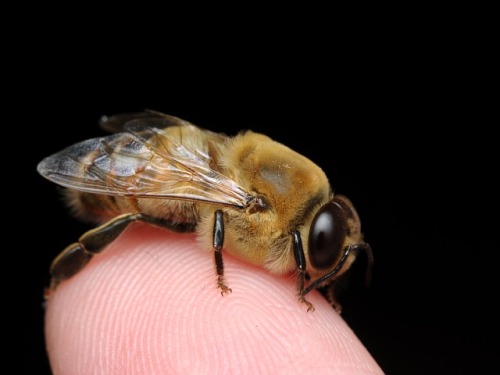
331, 302, 342, 314
43, 287, 53, 302
217, 277, 232, 296
44, 278, 60, 300
219, 285, 232, 296
299, 296, 316, 312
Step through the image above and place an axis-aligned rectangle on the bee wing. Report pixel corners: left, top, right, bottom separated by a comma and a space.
37, 120, 251, 208
99, 110, 188, 133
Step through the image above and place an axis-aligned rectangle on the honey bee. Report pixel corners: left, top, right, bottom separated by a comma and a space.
37, 110, 372, 312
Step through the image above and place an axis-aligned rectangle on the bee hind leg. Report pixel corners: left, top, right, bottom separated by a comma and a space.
213, 210, 231, 295
49, 243, 93, 291
49, 213, 195, 292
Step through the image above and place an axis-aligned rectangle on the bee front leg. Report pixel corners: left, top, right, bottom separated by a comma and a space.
49, 213, 195, 292
321, 284, 343, 314
213, 210, 232, 295
292, 231, 315, 312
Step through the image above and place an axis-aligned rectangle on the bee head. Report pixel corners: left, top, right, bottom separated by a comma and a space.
306, 195, 373, 289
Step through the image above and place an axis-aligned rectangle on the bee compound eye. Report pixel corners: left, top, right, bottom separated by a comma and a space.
308, 201, 348, 269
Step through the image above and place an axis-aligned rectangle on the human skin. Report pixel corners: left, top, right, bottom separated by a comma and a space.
45, 223, 383, 374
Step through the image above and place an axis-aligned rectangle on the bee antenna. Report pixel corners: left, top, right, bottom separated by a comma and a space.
302, 242, 374, 297
302, 246, 352, 296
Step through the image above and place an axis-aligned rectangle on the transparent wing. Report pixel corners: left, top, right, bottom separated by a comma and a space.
37, 120, 252, 208
99, 110, 189, 133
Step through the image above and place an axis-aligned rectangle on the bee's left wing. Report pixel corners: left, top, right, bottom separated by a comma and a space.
99, 110, 187, 133
37, 120, 252, 208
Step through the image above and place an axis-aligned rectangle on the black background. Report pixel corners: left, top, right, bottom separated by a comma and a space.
20, 40, 497, 374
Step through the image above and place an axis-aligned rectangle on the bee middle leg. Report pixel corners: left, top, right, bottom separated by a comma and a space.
213, 210, 231, 295
49, 213, 195, 291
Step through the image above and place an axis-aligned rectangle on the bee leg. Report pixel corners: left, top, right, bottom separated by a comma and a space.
292, 231, 315, 312
49, 243, 93, 290
49, 213, 196, 291
322, 284, 342, 314
213, 210, 232, 295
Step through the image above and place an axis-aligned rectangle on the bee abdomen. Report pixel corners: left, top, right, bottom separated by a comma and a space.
65, 190, 139, 223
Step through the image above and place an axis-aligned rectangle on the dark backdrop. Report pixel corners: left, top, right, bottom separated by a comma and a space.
22, 58, 497, 374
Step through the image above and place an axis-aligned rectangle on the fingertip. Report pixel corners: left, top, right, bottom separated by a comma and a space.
45, 224, 382, 374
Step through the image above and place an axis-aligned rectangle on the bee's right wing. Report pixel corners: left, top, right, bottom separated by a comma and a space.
37, 120, 252, 208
